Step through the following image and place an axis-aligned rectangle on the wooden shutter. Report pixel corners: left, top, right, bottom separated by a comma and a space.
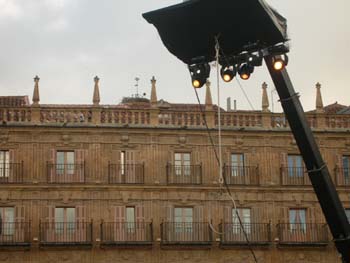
49, 149, 56, 182
336, 154, 344, 185
280, 153, 288, 184
42, 205, 55, 242
75, 150, 85, 182
76, 205, 87, 242
15, 205, 25, 242
136, 205, 145, 241
9, 149, 15, 183
114, 206, 125, 241
194, 206, 204, 241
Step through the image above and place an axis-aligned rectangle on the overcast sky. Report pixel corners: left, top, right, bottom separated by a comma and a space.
0, 0, 349, 112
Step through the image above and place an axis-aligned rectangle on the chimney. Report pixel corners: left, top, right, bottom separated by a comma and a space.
227, 97, 231, 111
233, 100, 237, 111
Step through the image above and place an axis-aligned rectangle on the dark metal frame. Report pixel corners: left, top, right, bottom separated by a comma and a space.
265, 56, 350, 262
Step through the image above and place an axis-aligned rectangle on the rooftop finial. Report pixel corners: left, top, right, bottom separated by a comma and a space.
150, 76, 158, 107
316, 82, 324, 113
262, 82, 269, 112
205, 80, 213, 110
32, 75, 40, 106
93, 76, 100, 106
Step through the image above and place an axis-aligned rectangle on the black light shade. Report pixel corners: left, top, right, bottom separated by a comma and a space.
143, 0, 288, 65
220, 66, 236, 82
189, 63, 210, 88
238, 64, 254, 80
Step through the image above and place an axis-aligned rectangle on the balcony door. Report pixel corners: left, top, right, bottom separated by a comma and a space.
287, 155, 304, 182
0, 207, 14, 242
114, 206, 145, 242
174, 153, 191, 183
55, 207, 75, 242
0, 151, 9, 179
56, 151, 75, 182
342, 156, 350, 184
288, 208, 307, 242
174, 207, 193, 241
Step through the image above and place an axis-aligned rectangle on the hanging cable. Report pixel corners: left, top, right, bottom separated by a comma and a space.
190, 37, 258, 263
235, 78, 255, 111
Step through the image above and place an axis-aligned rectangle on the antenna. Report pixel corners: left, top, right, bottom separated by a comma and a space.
135, 77, 140, 97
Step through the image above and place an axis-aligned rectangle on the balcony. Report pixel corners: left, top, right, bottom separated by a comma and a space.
161, 222, 212, 246
39, 221, 92, 246
335, 167, 350, 186
166, 164, 202, 185
0, 163, 24, 184
223, 165, 259, 185
47, 163, 85, 184
108, 163, 144, 184
219, 223, 271, 246
277, 223, 329, 246
281, 167, 311, 186
0, 222, 31, 246
100, 222, 153, 246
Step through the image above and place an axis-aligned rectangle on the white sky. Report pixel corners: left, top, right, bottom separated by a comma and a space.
0, 0, 349, 112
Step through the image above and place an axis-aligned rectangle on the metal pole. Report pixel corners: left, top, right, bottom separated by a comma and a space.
264, 55, 350, 262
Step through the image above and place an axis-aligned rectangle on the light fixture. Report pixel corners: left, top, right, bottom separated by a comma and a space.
188, 63, 210, 88
273, 54, 289, 71
238, 64, 254, 80
220, 65, 236, 82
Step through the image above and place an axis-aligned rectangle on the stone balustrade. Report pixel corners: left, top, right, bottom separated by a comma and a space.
0, 105, 349, 130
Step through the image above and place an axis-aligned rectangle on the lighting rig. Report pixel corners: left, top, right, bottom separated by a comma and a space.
189, 43, 289, 88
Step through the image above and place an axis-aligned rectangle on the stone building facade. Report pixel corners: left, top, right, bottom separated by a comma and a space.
0, 76, 348, 262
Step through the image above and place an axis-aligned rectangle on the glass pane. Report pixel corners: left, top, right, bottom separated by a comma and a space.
56, 152, 65, 165
174, 153, 181, 162
66, 208, 75, 222
126, 207, 135, 223
66, 152, 75, 175
174, 208, 182, 218
120, 151, 125, 174
4, 208, 14, 235
289, 209, 296, 224
55, 208, 64, 222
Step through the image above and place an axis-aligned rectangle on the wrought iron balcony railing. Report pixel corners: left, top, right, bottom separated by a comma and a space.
335, 166, 350, 186
101, 222, 153, 245
39, 221, 92, 246
166, 164, 202, 185
161, 222, 212, 245
277, 223, 329, 246
223, 165, 259, 185
0, 162, 24, 184
108, 163, 144, 184
0, 222, 31, 246
219, 223, 271, 246
47, 163, 85, 183
281, 167, 311, 186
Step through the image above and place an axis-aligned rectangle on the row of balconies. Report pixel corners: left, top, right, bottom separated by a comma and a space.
1, 162, 349, 186
0, 222, 329, 248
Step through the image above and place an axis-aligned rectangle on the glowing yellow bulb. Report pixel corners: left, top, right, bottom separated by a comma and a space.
240, 73, 250, 80
223, 74, 232, 82
192, 80, 201, 88
273, 61, 284, 71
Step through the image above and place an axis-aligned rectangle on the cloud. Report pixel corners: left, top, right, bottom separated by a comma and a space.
0, 0, 22, 20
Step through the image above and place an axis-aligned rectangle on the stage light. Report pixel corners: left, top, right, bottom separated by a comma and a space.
238, 64, 254, 80
188, 63, 210, 88
272, 54, 289, 71
220, 65, 236, 82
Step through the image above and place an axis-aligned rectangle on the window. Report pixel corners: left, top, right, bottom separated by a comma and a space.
56, 151, 75, 176
287, 155, 304, 177
0, 207, 14, 235
174, 153, 191, 176
345, 209, 350, 224
342, 156, 350, 182
120, 151, 126, 175
230, 154, 245, 177
55, 207, 75, 234
174, 207, 193, 233
126, 207, 135, 232
232, 208, 251, 234
0, 151, 9, 178
289, 208, 306, 232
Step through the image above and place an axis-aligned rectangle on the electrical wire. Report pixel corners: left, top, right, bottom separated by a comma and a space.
190, 37, 258, 263
235, 78, 255, 111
